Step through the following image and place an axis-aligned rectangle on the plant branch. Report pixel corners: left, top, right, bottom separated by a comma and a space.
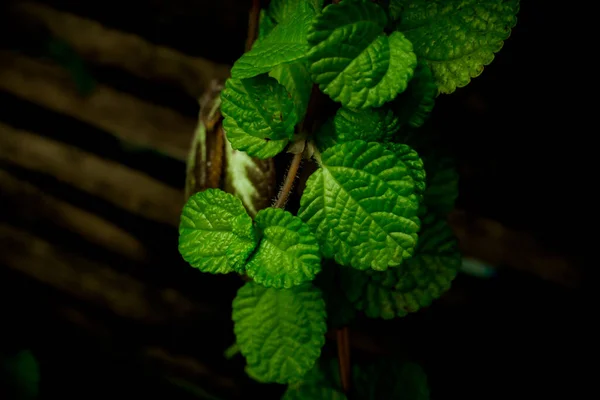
337, 327, 351, 393
245, 0, 261, 52
273, 150, 303, 209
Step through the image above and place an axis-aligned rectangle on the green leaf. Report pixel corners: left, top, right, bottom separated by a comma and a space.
246, 208, 322, 289
308, 0, 417, 109
315, 261, 356, 329
299, 140, 421, 271
383, 143, 426, 196
223, 121, 288, 159
282, 358, 346, 400
316, 107, 401, 152
341, 214, 460, 318
269, 0, 324, 24
270, 62, 313, 121
422, 151, 459, 215
232, 282, 327, 384
221, 75, 298, 141
231, 1, 317, 79
283, 385, 347, 400
223, 139, 276, 218
178, 189, 257, 274
394, 0, 520, 93
392, 63, 437, 129
353, 359, 430, 400
257, 10, 276, 42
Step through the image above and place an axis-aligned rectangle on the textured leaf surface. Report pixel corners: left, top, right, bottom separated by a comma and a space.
383, 143, 426, 196
232, 1, 317, 79
342, 214, 460, 318
299, 140, 421, 271
232, 282, 327, 383
395, 0, 520, 93
178, 189, 257, 274
392, 63, 437, 129
270, 62, 313, 121
246, 208, 322, 288
308, 0, 417, 108
221, 75, 298, 141
223, 121, 288, 159
268, 0, 324, 24
316, 107, 400, 152
353, 359, 430, 400
223, 139, 276, 217
257, 10, 276, 42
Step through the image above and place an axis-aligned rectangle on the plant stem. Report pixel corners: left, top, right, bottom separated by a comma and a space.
273, 151, 303, 209
245, 0, 261, 51
337, 327, 351, 393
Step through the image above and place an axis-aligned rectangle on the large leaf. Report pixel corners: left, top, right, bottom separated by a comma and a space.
231, 1, 317, 79
270, 62, 313, 121
392, 63, 437, 129
394, 0, 520, 93
299, 140, 421, 271
316, 107, 400, 152
232, 282, 327, 383
342, 214, 460, 318
178, 189, 257, 274
308, 0, 417, 108
223, 138, 276, 217
246, 208, 322, 288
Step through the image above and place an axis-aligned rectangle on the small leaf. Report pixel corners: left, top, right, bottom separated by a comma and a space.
383, 143, 426, 196
223, 121, 288, 159
223, 138, 276, 217
178, 189, 257, 274
308, 0, 417, 108
270, 62, 313, 121
392, 63, 437, 129
316, 107, 401, 152
246, 208, 322, 289
342, 214, 460, 318
299, 140, 421, 271
221, 75, 298, 141
394, 0, 520, 93
353, 359, 430, 400
232, 1, 317, 79
232, 282, 327, 384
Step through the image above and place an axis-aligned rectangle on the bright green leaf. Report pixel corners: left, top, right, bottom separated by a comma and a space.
257, 10, 276, 42
316, 107, 401, 152
232, 282, 327, 384
231, 1, 317, 79
395, 0, 520, 93
223, 120, 288, 159
307, 0, 417, 109
246, 208, 322, 289
299, 140, 421, 271
383, 143, 426, 196
392, 63, 437, 129
270, 62, 313, 121
178, 189, 257, 274
341, 214, 460, 318
269, 0, 324, 24
353, 359, 430, 400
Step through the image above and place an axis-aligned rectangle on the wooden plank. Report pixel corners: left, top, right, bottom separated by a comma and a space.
0, 51, 197, 160
0, 169, 147, 262
0, 223, 207, 324
0, 122, 184, 226
11, 2, 231, 98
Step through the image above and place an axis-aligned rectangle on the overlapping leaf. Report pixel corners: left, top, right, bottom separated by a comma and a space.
392, 63, 438, 129
383, 143, 426, 196
341, 214, 460, 318
270, 62, 313, 121
299, 140, 421, 271
246, 208, 322, 288
307, 0, 417, 109
178, 189, 257, 274
394, 0, 520, 93
232, 282, 327, 383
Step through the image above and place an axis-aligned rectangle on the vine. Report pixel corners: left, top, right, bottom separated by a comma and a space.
179, 0, 520, 398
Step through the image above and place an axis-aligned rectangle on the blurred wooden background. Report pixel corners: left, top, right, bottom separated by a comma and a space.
0, 1, 587, 399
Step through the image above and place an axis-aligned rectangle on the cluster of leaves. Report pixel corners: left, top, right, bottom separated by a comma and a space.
178, 0, 519, 396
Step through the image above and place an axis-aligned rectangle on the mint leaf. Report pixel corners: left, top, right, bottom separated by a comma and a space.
223, 122, 288, 159
299, 140, 421, 271
283, 358, 346, 400
308, 0, 417, 109
246, 207, 322, 289
178, 189, 257, 274
257, 10, 276, 42
232, 282, 327, 383
231, 1, 317, 79
383, 143, 426, 197
395, 0, 520, 93
268, 0, 324, 24
221, 75, 298, 141
393, 63, 437, 129
270, 62, 313, 121
342, 214, 460, 318
353, 359, 430, 400
223, 139, 276, 217
316, 107, 401, 152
